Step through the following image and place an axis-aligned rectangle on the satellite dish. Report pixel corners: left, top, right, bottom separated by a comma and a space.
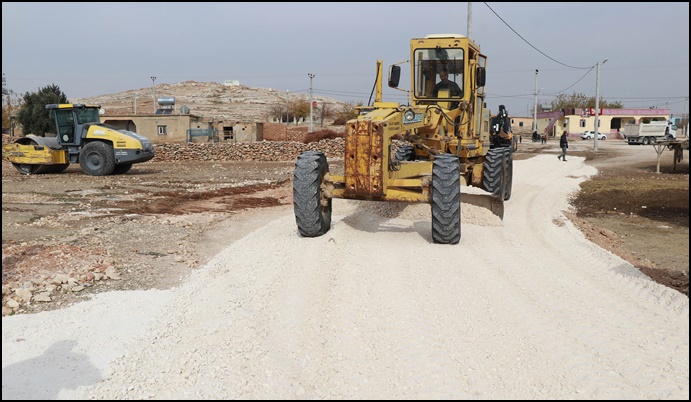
180, 105, 190, 114
99, 108, 105, 115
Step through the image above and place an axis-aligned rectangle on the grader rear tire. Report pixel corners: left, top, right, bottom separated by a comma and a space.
502, 148, 513, 201
482, 148, 505, 198
431, 153, 461, 244
293, 151, 332, 237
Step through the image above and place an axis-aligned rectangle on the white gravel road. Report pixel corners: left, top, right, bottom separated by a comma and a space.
2, 154, 689, 399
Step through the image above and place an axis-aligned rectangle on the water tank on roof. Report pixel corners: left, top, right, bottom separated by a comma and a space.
157, 97, 176, 106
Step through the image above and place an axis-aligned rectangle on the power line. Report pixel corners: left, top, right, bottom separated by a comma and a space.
483, 2, 592, 70
610, 96, 688, 100
312, 88, 376, 97
543, 67, 595, 96
622, 99, 687, 107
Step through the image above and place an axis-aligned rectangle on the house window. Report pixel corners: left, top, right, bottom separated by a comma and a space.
518, 122, 524, 127
223, 126, 234, 140
580, 119, 586, 128
158, 125, 167, 135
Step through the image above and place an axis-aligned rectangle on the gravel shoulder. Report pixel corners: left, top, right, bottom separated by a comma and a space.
2, 139, 689, 399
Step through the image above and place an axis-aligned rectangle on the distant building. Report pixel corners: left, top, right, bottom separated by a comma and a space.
211, 120, 259, 142
510, 116, 533, 133
101, 112, 208, 144
223, 80, 240, 86
670, 116, 685, 127
533, 108, 673, 139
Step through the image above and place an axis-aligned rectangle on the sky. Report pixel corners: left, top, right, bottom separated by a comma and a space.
2, 2, 689, 117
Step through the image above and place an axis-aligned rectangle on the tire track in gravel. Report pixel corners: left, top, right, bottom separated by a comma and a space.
9, 154, 689, 400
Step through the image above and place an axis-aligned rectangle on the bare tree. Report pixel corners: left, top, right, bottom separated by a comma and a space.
268, 103, 284, 122
551, 92, 623, 111
333, 100, 361, 125
317, 102, 333, 127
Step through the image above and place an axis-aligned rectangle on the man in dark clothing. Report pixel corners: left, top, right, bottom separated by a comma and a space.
558, 132, 568, 161
432, 68, 462, 98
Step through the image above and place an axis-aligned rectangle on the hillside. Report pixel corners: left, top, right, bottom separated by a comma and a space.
70, 81, 347, 123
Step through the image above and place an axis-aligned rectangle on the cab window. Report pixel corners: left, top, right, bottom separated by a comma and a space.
414, 48, 464, 101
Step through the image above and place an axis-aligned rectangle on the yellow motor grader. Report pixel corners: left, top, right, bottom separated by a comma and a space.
293, 34, 516, 244
2, 103, 154, 176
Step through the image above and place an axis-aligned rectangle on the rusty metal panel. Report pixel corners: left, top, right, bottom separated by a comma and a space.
368, 124, 384, 195
344, 121, 384, 197
344, 122, 361, 194
354, 134, 371, 192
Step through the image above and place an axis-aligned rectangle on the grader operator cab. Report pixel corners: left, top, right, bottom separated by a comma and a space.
2, 103, 154, 176
292, 34, 516, 244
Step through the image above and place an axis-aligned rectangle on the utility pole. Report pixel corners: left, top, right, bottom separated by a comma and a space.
533, 69, 539, 132
286, 90, 289, 126
151, 76, 157, 114
684, 96, 688, 138
467, 2, 472, 40
593, 58, 608, 152
308, 73, 315, 132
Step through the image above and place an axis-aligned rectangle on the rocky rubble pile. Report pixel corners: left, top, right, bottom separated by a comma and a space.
152, 137, 346, 162
2, 134, 347, 163
2, 212, 207, 317
1, 243, 121, 316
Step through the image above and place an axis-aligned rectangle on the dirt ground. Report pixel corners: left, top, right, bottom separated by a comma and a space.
1, 138, 688, 316
554, 139, 688, 295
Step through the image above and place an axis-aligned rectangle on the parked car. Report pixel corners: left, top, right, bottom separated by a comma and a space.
580, 130, 606, 140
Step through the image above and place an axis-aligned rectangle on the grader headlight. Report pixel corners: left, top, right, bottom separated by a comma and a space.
404, 109, 416, 122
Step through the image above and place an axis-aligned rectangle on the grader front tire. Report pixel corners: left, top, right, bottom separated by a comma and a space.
431, 153, 461, 244
293, 151, 332, 237
394, 145, 416, 162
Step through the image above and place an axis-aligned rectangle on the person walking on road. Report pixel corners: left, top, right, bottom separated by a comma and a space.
558, 132, 568, 161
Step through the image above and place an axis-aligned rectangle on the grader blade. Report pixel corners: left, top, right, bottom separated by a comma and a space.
462, 193, 504, 220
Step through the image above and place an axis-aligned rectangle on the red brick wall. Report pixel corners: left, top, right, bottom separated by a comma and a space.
261, 123, 309, 142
